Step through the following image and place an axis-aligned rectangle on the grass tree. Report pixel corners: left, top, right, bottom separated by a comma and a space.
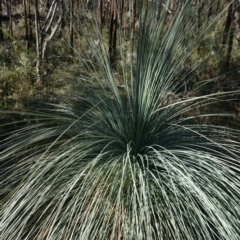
1, 1, 240, 239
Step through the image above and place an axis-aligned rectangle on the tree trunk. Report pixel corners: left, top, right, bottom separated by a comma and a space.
35, 0, 64, 84
41, 0, 64, 60
222, 0, 234, 45
123, 0, 129, 38
109, 0, 117, 68
69, 0, 74, 55
130, 0, 136, 47
8, 0, 13, 41
119, 0, 124, 27
98, 0, 103, 32
35, 0, 41, 82
46, 0, 50, 10
225, 0, 236, 71
23, 0, 29, 48
76, 0, 81, 37
28, 0, 33, 44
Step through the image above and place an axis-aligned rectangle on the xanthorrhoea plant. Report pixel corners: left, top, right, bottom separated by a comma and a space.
1, 1, 240, 239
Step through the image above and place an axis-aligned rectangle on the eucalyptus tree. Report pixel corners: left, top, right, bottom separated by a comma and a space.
35, 0, 64, 83
1, 0, 240, 240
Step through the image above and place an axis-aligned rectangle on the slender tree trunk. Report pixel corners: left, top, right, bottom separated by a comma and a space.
23, 0, 29, 48
0, 0, 4, 41
130, 0, 136, 46
59, 0, 66, 39
222, 0, 234, 45
119, 0, 124, 27
109, 0, 117, 68
28, 0, 33, 44
35, 0, 41, 82
41, 0, 64, 60
109, 0, 114, 65
104, 0, 110, 27
225, 0, 236, 71
69, 0, 74, 55
46, 0, 50, 10
35, 0, 63, 83
8, 0, 13, 41
123, 0, 129, 38
98, 0, 103, 32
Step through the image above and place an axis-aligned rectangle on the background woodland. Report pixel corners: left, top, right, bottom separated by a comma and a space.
0, 0, 240, 117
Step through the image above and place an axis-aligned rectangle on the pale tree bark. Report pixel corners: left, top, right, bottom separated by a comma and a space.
41, 1, 64, 60
35, 0, 64, 84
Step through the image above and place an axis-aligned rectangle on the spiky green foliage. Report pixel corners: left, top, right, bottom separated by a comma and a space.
1, 1, 240, 239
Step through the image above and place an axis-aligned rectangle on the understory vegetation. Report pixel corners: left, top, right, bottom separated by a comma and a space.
1, 0, 240, 239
